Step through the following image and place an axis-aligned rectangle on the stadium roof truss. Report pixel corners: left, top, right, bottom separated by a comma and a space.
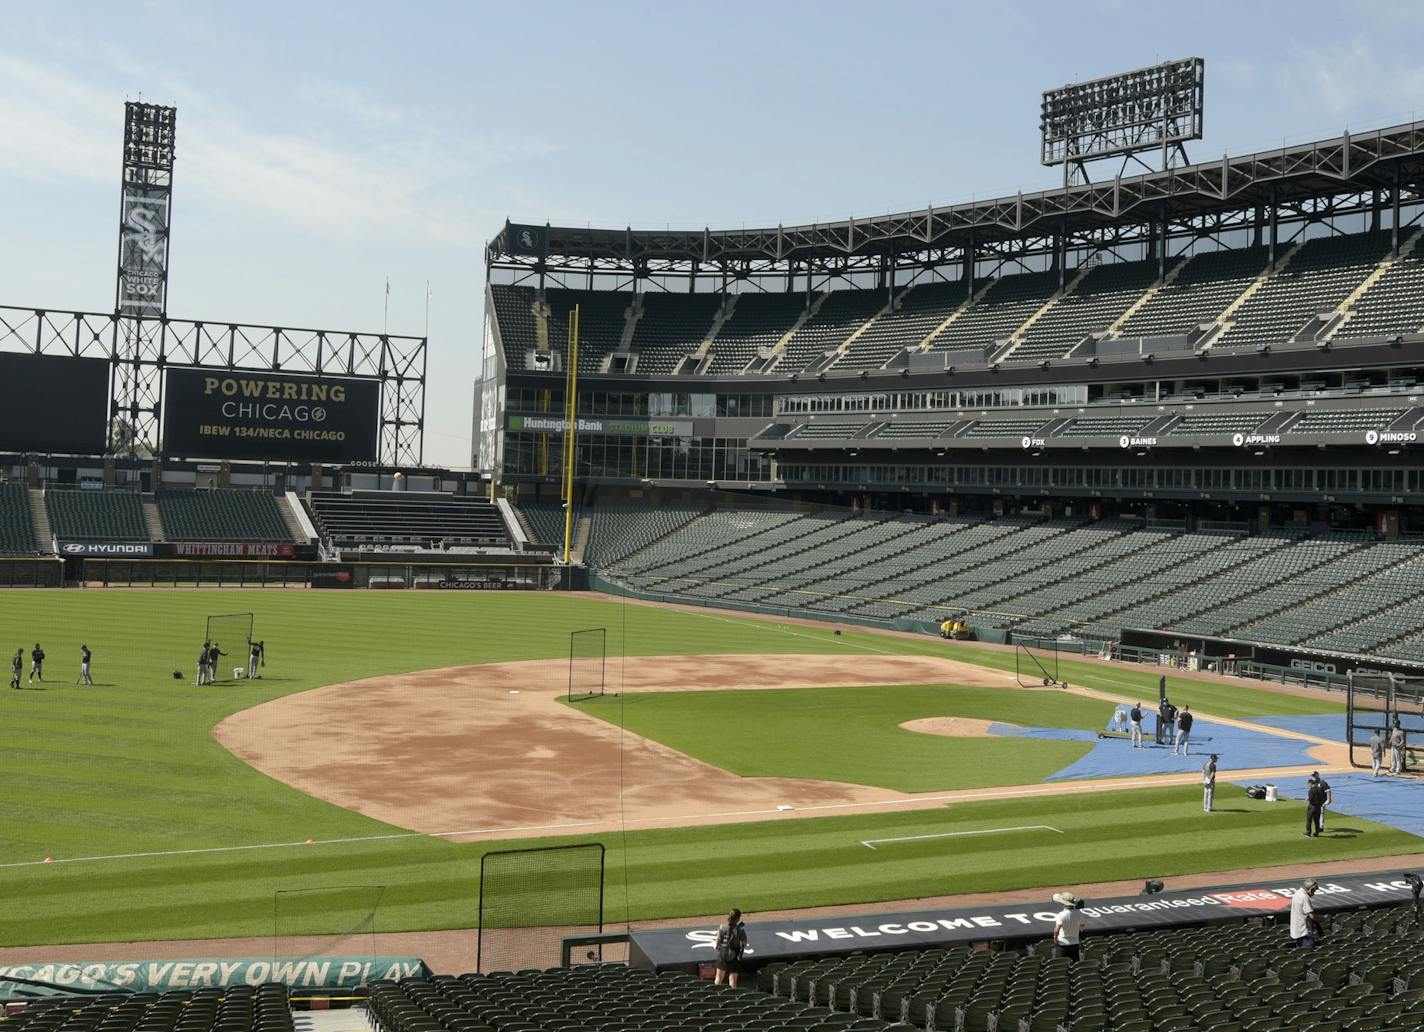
0, 307, 427, 465
488, 122, 1424, 282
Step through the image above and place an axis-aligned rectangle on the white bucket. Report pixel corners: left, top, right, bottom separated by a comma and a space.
1265, 784, 1278, 802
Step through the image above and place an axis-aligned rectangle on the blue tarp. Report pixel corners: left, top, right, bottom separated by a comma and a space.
1248, 713, 1347, 743
987, 718, 1318, 780
1229, 772, 1424, 838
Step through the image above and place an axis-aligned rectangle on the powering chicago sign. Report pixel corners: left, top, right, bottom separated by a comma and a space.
163, 369, 380, 462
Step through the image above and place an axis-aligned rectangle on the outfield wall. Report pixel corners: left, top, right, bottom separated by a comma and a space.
66, 558, 575, 590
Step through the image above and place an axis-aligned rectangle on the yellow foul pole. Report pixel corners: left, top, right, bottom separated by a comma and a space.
561, 305, 580, 564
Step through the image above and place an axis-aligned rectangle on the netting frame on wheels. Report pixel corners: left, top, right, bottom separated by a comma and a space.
1348, 670, 1424, 772
567, 627, 608, 702
1015, 638, 1064, 689
476, 842, 605, 974
204, 612, 254, 682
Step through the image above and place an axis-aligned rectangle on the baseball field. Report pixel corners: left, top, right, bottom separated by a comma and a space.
0, 588, 1415, 951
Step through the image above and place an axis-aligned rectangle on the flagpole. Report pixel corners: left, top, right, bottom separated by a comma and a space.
424, 280, 431, 338
383, 277, 390, 336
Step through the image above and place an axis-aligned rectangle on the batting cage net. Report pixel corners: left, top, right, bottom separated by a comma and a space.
1348, 671, 1424, 772
1015, 639, 1064, 689
203, 612, 254, 683
476, 843, 605, 974
568, 627, 607, 702
272, 884, 385, 977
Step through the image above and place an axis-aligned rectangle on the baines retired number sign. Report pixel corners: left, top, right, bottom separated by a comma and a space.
162, 368, 380, 462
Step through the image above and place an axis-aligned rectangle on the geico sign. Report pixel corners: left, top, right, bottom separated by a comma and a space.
1290, 658, 1338, 675
203, 377, 347, 403
1366, 429, 1416, 445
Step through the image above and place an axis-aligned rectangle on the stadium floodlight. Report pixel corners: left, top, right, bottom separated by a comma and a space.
1041, 58, 1204, 186
122, 102, 177, 171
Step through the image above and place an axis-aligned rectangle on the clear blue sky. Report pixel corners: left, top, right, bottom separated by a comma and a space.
3, 1, 1423, 466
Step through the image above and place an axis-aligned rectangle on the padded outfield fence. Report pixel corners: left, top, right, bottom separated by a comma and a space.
70, 559, 575, 589
476, 843, 605, 974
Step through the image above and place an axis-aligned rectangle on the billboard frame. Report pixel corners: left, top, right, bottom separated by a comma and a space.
0, 306, 425, 465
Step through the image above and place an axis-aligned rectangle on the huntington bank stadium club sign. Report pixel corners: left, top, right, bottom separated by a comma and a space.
162, 369, 380, 463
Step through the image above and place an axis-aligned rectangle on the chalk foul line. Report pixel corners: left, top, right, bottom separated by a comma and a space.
860, 824, 1064, 850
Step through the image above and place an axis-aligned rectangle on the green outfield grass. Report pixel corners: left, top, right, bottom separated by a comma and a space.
0, 590, 1384, 947
0, 783, 1412, 946
818, 629, 1345, 720
579, 685, 1109, 791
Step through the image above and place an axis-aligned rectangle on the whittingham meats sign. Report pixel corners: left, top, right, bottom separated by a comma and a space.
628, 871, 1422, 969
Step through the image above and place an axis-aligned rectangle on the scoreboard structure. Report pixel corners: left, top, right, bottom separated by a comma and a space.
0, 102, 427, 466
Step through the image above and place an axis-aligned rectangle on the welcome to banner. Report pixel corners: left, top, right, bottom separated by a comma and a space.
0, 956, 430, 999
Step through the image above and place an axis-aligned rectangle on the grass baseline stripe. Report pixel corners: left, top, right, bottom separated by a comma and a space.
860, 825, 1064, 850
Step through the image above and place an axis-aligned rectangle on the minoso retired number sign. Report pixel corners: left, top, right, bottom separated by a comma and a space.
163, 368, 380, 462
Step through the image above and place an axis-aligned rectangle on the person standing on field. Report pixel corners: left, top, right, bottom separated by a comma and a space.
1312, 772, 1333, 832
1304, 775, 1328, 837
196, 642, 211, 686
1130, 702, 1144, 748
248, 640, 265, 679
28, 643, 44, 684
207, 641, 226, 684
1390, 721, 1406, 775
1202, 754, 1217, 812
1174, 706, 1194, 756
10, 648, 21, 689
1371, 729, 1384, 777
713, 908, 748, 987
79, 645, 93, 686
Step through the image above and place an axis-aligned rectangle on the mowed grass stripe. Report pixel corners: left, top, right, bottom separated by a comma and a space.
0, 785, 1413, 945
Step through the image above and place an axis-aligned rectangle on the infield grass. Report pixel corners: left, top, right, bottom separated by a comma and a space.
578, 684, 1109, 791
0, 590, 1388, 947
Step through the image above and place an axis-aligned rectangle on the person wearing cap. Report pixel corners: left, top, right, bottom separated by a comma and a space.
1174, 705, 1194, 756
1310, 771, 1333, 832
1304, 773, 1328, 837
1371, 728, 1384, 777
1290, 880, 1321, 948
1130, 702, 1144, 749
1202, 754, 1217, 812
1050, 892, 1085, 962
1389, 721, 1406, 775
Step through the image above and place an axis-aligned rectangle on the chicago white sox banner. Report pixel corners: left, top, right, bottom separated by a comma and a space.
117, 186, 170, 317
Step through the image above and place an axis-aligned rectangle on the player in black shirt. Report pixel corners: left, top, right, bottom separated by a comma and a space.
79, 645, 93, 686
28, 644, 44, 684
207, 642, 226, 684
1304, 774, 1329, 837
